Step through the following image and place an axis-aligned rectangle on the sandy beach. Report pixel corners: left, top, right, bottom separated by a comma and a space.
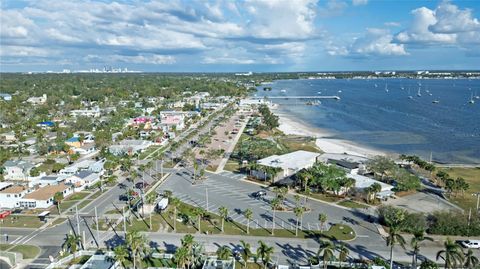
274, 109, 388, 158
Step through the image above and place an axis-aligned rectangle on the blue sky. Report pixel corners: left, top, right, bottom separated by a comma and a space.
1, 0, 479, 72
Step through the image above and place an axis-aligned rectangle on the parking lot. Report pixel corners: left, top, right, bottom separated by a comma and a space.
156, 168, 383, 240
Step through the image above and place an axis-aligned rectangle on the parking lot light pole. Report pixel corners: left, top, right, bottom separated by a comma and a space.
206, 187, 209, 211
473, 192, 480, 212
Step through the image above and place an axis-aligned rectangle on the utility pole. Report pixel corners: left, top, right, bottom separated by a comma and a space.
123, 207, 127, 236
473, 192, 480, 212
95, 207, 99, 248
75, 205, 80, 236
206, 187, 209, 211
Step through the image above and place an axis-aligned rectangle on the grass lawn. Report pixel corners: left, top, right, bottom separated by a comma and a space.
235, 261, 263, 269
337, 200, 369, 209
0, 215, 44, 228
439, 167, 480, 210
77, 199, 93, 210
276, 135, 322, 153
0, 244, 40, 259
50, 217, 67, 226
106, 201, 355, 241
89, 190, 103, 199
224, 160, 241, 173
68, 192, 90, 201
300, 192, 343, 203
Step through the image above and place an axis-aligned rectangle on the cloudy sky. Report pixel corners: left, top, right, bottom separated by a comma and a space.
1, 0, 479, 72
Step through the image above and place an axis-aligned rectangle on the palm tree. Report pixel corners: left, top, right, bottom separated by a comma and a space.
170, 197, 180, 231
337, 243, 349, 268
387, 225, 406, 269
464, 249, 479, 269
257, 240, 274, 269
54, 191, 64, 214
369, 182, 382, 203
317, 240, 335, 269
145, 192, 157, 230
411, 230, 433, 269
216, 245, 232, 260
240, 240, 253, 268
62, 232, 81, 256
126, 230, 148, 269
219, 206, 229, 233
318, 213, 327, 232
163, 190, 173, 199
244, 208, 253, 234
192, 207, 206, 233
436, 238, 464, 269
113, 244, 128, 268
293, 206, 305, 236
174, 246, 189, 269
270, 197, 280, 235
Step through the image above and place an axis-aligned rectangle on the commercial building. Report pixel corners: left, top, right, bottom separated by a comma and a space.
255, 150, 320, 182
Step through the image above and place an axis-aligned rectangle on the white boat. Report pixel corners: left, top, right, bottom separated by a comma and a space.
374, 83, 378, 88
468, 93, 475, 104
338, 90, 342, 93
280, 89, 287, 93
156, 197, 169, 211
432, 100, 439, 104
417, 87, 422, 97
385, 83, 389, 92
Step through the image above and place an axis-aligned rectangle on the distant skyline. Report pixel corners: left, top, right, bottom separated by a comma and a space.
1, 0, 480, 72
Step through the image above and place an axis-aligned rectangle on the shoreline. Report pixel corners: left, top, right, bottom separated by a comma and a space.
273, 108, 390, 159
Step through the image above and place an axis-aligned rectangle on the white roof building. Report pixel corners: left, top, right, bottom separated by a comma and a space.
347, 173, 394, 198
257, 150, 320, 180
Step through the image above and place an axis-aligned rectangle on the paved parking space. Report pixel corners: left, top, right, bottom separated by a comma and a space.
156, 168, 383, 235
384, 191, 460, 213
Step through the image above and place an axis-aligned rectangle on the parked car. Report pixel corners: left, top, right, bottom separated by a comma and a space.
461, 240, 480, 249
251, 190, 267, 198
119, 194, 134, 201
135, 182, 150, 189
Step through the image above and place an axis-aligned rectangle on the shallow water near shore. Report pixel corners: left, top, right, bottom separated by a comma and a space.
255, 78, 480, 164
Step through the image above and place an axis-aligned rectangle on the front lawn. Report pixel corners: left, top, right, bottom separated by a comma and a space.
0, 215, 44, 228
0, 244, 40, 259
439, 167, 480, 210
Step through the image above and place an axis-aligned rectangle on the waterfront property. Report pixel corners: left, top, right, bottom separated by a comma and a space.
254, 150, 320, 182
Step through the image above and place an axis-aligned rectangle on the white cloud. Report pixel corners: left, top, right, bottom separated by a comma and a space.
384, 22, 401, 27
244, 0, 318, 40
429, 1, 480, 33
352, 0, 368, 6
202, 56, 255, 64
350, 28, 407, 56
394, 2, 480, 46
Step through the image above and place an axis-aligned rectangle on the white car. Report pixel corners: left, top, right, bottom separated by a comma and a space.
461, 240, 480, 249
156, 197, 169, 211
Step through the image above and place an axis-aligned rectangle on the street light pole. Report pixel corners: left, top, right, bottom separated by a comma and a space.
95, 206, 99, 248
206, 187, 209, 211
75, 205, 80, 237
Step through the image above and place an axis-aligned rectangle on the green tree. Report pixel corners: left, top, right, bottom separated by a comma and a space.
113, 244, 129, 268
192, 207, 206, 234
219, 206, 229, 233
240, 240, 253, 268
367, 156, 396, 180
174, 246, 189, 269
337, 243, 349, 268
270, 197, 280, 235
464, 249, 479, 269
126, 230, 149, 269
54, 191, 64, 214
317, 240, 336, 269
216, 245, 232, 260
318, 213, 327, 232
411, 230, 433, 269
420, 260, 439, 269
436, 238, 464, 269
294, 206, 305, 236
62, 233, 81, 256
170, 197, 180, 231
244, 208, 253, 234
257, 240, 274, 269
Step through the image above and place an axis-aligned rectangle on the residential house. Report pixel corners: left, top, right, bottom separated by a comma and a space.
72, 143, 96, 155
255, 150, 320, 182
59, 159, 104, 175
37, 121, 55, 129
0, 132, 16, 144
3, 160, 36, 181
69, 107, 101, 118
35, 175, 68, 187
347, 173, 394, 199
0, 183, 30, 208
159, 111, 185, 130
0, 93, 12, 101
108, 140, 152, 156
65, 171, 101, 191
26, 94, 47, 105
19, 183, 73, 209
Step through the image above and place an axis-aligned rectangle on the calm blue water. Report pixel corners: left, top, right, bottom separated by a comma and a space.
255, 79, 480, 164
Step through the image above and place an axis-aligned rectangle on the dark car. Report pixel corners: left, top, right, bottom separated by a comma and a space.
135, 182, 150, 189
251, 190, 267, 198
119, 194, 134, 201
